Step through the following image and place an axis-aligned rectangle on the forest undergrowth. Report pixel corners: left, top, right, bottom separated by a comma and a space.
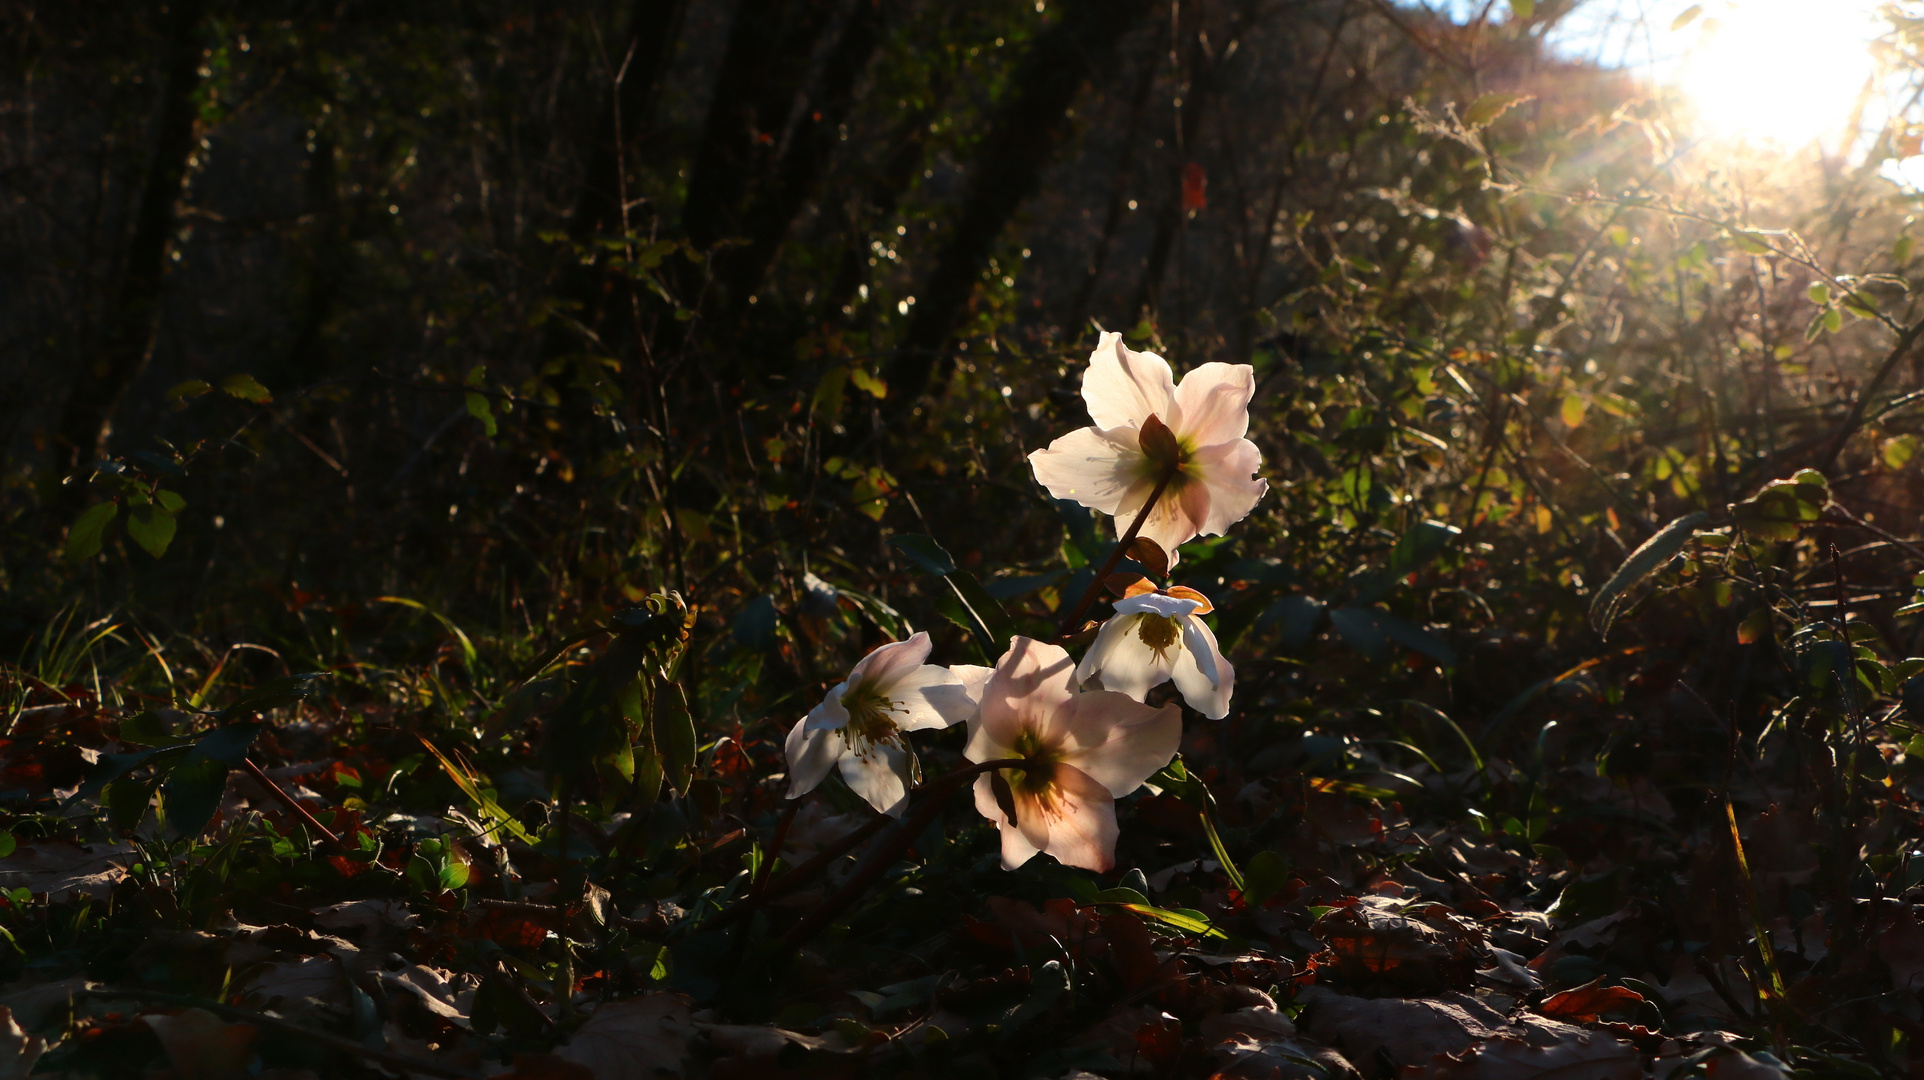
7, 1, 1924, 1078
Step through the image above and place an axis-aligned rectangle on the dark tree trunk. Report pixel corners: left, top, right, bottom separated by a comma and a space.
716, 0, 889, 316
679, 0, 839, 255
54, 0, 206, 469
884, 0, 1152, 409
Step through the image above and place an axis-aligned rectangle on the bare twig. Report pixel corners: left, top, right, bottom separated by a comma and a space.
239, 758, 343, 846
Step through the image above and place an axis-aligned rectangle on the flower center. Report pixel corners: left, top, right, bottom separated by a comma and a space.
1136, 613, 1183, 656
1005, 728, 1063, 799
840, 685, 903, 753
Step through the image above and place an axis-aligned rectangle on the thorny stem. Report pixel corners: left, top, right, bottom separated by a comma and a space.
1053, 464, 1179, 641
781, 758, 1030, 947
240, 758, 343, 847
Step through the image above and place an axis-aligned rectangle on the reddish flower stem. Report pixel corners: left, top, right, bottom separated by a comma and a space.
240, 757, 344, 846
1053, 464, 1179, 641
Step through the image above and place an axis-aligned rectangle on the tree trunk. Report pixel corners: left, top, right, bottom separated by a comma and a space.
54, 0, 206, 469
884, 0, 1152, 409
716, 0, 889, 316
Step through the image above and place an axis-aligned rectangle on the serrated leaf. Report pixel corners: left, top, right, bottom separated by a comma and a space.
65, 502, 118, 563
1590, 512, 1709, 639
220, 373, 273, 403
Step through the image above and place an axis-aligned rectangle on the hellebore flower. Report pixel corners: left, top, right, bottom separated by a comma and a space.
1027, 331, 1268, 567
1077, 582, 1233, 719
785, 632, 979, 816
965, 637, 1182, 872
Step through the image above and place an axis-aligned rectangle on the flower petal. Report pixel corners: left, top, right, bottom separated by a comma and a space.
1119, 481, 1208, 568
1056, 691, 1184, 797
1172, 617, 1233, 720
1113, 593, 1205, 619
784, 721, 842, 799
1082, 332, 1178, 431
802, 689, 852, 732
1014, 762, 1119, 873
973, 773, 1044, 870
1172, 362, 1256, 445
1029, 426, 1148, 516
1186, 438, 1269, 537
974, 637, 1079, 752
1079, 614, 1174, 702
850, 632, 934, 694
839, 740, 914, 817
890, 665, 973, 731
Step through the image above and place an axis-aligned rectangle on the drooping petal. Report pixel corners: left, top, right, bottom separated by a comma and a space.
888, 665, 974, 731
974, 637, 1079, 750
849, 632, 934, 695
839, 739, 914, 817
784, 721, 843, 799
1112, 593, 1206, 620
973, 773, 1044, 870
950, 664, 995, 702
1056, 691, 1184, 797
1171, 617, 1233, 720
1010, 762, 1120, 873
1079, 614, 1175, 703
1075, 614, 1133, 687
801, 688, 852, 733
1172, 362, 1256, 445
1185, 438, 1269, 537
1081, 332, 1178, 431
1029, 425, 1149, 516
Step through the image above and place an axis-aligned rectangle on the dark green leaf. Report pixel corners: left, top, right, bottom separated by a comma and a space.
654, 681, 697, 794
65, 503, 118, 563
126, 502, 177, 558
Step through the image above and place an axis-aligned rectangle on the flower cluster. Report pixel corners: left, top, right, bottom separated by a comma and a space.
783, 332, 1268, 872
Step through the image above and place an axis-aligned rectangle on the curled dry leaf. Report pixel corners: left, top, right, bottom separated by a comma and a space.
1312, 896, 1486, 990
1210, 1033, 1363, 1080
553, 993, 696, 1080
1298, 986, 1505, 1066
240, 954, 347, 1020
142, 1008, 260, 1080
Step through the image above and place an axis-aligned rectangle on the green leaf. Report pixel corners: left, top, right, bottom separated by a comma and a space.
1731, 473, 1829, 541
1242, 850, 1290, 905
155, 489, 187, 512
125, 502, 177, 558
849, 368, 888, 399
465, 365, 497, 436
1589, 512, 1709, 639
1809, 282, 1832, 305
889, 533, 1016, 661
219, 373, 273, 403
374, 597, 479, 679
0, 832, 14, 859
66, 503, 118, 563
163, 723, 265, 838
119, 711, 176, 746
1329, 605, 1456, 665
1510, 0, 1533, 19
1113, 903, 1227, 939
419, 737, 536, 845
1824, 307, 1844, 333
1464, 92, 1531, 127
654, 681, 697, 794
220, 673, 326, 720
165, 379, 213, 408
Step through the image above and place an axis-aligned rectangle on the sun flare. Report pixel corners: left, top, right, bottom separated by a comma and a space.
1668, 0, 1883, 148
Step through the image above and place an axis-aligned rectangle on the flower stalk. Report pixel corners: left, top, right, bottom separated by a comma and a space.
1053, 457, 1180, 642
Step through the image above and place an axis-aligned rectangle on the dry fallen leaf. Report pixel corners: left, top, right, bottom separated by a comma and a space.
142, 1008, 260, 1080
1535, 978, 1644, 1023
0, 842, 134, 900
552, 993, 695, 1079
240, 955, 347, 1019
1298, 986, 1504, 1066
0, 1005, 47, 1080
1413, 1031, 1640, 1079
1210, 1032, 1362, 1080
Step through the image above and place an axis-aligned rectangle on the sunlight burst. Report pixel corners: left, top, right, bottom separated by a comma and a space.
1668, 0, 1883, 148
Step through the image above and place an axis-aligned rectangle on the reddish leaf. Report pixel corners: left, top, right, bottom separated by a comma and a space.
1182, 162, 1208, 211
1536, 978, 1644, 1022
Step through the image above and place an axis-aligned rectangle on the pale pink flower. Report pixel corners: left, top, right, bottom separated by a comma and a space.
1077, 583, 1233, 719
965, 637, 1182, 872
1028, 332, 1268, 567
785, 632, 979, 816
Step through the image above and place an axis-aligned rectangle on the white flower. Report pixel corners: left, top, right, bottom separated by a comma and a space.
784, 632, 979, 816
965, 637, 1183, 873
1027, 331, 1268, 567
1076, 584, 1233, 719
